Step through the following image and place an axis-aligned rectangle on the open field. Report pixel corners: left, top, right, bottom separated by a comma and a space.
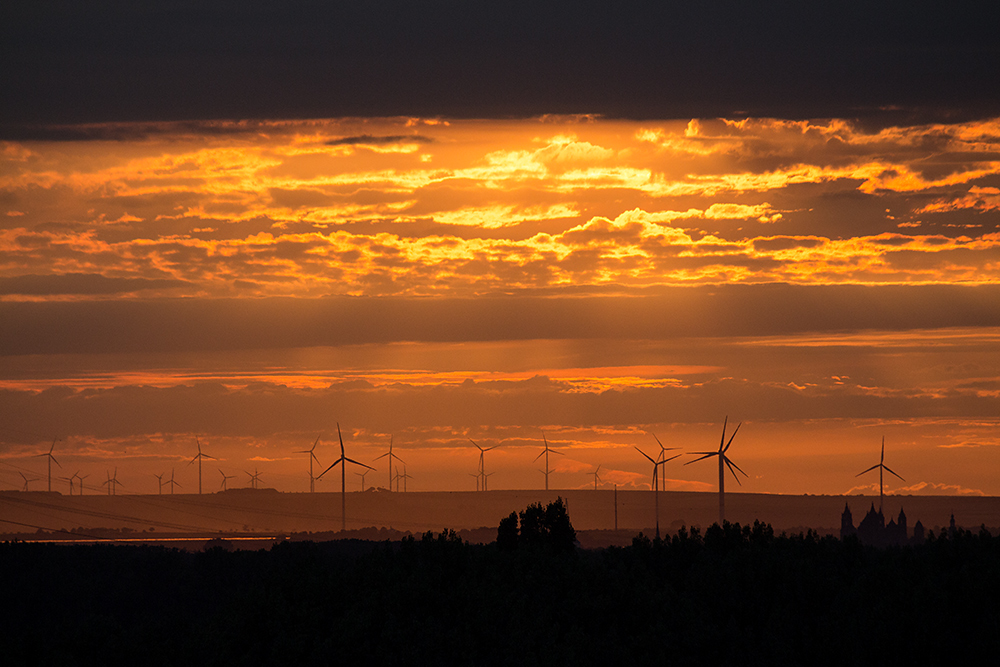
4, 488, 999, 544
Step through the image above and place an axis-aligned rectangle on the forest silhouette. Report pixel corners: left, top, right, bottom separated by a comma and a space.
4, 503, 1000, 664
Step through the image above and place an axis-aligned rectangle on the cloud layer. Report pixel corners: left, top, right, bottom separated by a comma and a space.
3, 117, 1000, 300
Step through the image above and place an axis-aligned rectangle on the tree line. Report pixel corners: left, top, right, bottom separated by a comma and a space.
3, 502, 1000, 664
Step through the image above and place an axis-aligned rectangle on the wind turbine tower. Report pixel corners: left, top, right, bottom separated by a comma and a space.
685, 417, 747, 525
856, 436, 904, 514
188, 438, 216, 495
318, 423, 375, 531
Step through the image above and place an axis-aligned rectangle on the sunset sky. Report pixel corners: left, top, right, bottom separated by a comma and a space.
2, 2, 999, 498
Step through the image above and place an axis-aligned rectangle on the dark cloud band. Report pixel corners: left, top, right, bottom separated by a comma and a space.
2, 1, 999, 133
326, 135, 434, 146
3, 284, 999, 356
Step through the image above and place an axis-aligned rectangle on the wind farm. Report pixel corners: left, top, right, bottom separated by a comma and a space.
4, 416, 998, 549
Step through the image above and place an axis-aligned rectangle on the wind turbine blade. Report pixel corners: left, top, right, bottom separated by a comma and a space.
724, 458, 743, 486
551, 449, 563, 456
337, 423, 345, 457
534, 450, 546, 462
51, 455, 61, 467
880, 436, 885, 464
392, 453, 406, 464
662, 453, 682, 464
685, 452, 719, 465
719, 416, 728, 451
723, 422, 742, 453
311, 436, 320, 452
344, 457, 375, 470
318, 459, 343, 477
373, 452, 390, 461
856, 464, 880, 476
883, 465, 905, 482
634, 447, 656, 464
652, 433, 679, 454
725, 456, 749, 477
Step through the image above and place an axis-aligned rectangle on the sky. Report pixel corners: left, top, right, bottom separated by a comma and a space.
1, 2, 999, 498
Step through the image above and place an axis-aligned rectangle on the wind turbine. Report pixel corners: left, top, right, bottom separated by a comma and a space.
19, 472, 39, 492
219, 468, 236, 491
318, 423, 375, 531
58, 474, 74, 495
164, 468, 181, 494
856, 436, 904, 514
591, 464, 602, 491
245, 468, 263, 490
188, 438, 216, 495
685, 417, 747, 525
73, 472, 88, 496
355, 469, 370, 491
398, 465, 413, 492
295, 437, 322, 493
469, 439, 498, 492
373, 435, 405, 491
154, 473, 165, 495
102, 468, 124, 496
534, 433, 563, 491
635, 446, 680, 539
34, 438, 60, 492
651, 433, 680, 469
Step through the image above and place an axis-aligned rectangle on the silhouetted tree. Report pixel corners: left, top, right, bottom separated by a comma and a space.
497, 497, 576, 552
497, 511, 519, 551
543, 496, 576, 551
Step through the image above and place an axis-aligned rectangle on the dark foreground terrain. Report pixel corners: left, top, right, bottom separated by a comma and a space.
4, 522, 1000, 666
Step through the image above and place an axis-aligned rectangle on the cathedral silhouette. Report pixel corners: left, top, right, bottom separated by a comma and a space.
841, 503, 925, 546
